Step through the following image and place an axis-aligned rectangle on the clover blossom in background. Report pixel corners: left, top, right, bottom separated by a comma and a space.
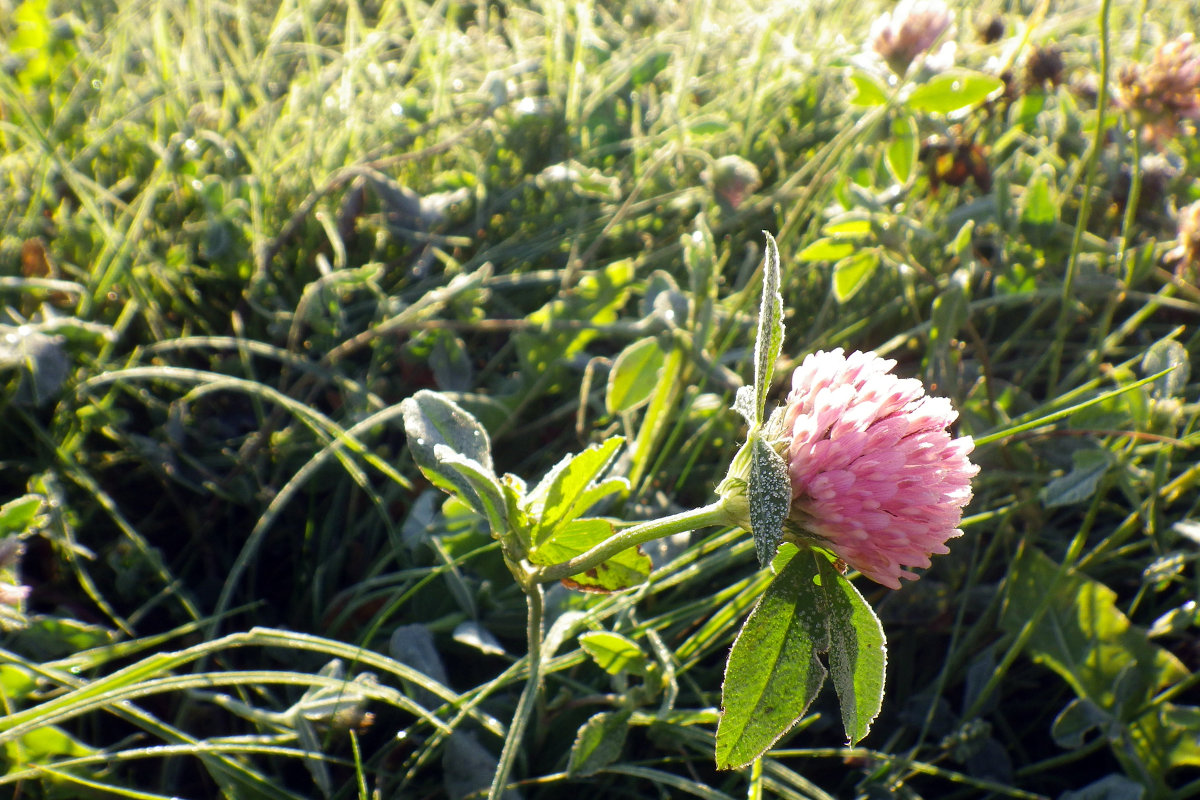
1167, 199, 1200, 279
869, 0, 955, 77
1117, 34, 1200, 144
780, 349, 978, 589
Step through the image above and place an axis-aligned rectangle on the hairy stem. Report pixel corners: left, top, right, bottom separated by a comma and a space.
527, 501, 731, 584
489, 583, 545, 800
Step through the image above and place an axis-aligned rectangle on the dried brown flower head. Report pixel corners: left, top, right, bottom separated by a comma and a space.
977, 16, 1005, 45
1025, 45, 1065, 90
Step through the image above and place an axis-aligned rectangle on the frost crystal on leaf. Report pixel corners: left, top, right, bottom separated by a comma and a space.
748, 437, 791, 568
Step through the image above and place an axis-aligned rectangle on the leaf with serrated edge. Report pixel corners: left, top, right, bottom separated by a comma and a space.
749, 436, 791, 568
817, 555, 886, 744
717, 552, 828, 769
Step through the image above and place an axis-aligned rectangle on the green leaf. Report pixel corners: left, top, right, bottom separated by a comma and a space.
579, 631, 648, 675
515, 260, 635, 392
1040, 449, 1115, 508
433, 446, 509, 538
1012, 90, 1047, 129
4, 724, 96, 767
0, 494, 42, 536
1000, 548, 1199, 777
401, 391, 498, 517
748, 436, 791, 568
885, 114, 919, 184
607, 337, 666, 415
1142, 339, 1189, 399
832, 249, 880, 302
905, 70, 1004, 114
428, 331, 473, 392
626, 345, 684, 491
797, 238, 856, 262
0, 664, 37, 700
525, 438, 627, 548
816, 556, 886, 744
529, 518, 652, 592
568, 709, 634, 776
716, 552, 828, 769
847, 70, 889, 106
1052, 698, 1112, 749
753, 233, 785, 427
1019, 164, 1058, 247
821, 219, 872, 238
1060, 776, 1147, 800
688, 119, 730, 136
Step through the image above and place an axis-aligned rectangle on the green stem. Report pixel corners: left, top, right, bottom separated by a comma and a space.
489, 583, 545, 800
528, 501, 732, 584
748, 757, 764, 800
1049, 0, 1110, 392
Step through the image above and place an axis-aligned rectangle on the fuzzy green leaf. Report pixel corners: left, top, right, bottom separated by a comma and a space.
433, 446, 509, 538
401, 391, 497, 515
748, 436, 791, 568
1001, 548, 1200, 776
1040, 449, 1115, 508
753, 232, 785, 427
1019, 164, 1058, 246
716, 553, 827, 769
817, 555, 886, 744
1142, 339, 1190, 399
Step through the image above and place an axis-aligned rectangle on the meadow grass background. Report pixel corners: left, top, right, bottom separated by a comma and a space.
2, 0, 1199, 797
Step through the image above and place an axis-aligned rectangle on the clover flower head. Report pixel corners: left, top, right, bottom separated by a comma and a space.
781, 349, 978, 589
1117, 34, 1200, 143
705, 155, 762, 210
869, 0, 955, 76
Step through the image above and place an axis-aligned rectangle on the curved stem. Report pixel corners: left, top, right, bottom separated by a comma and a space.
528, 501, 732, 584
489, 583, 544, 800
